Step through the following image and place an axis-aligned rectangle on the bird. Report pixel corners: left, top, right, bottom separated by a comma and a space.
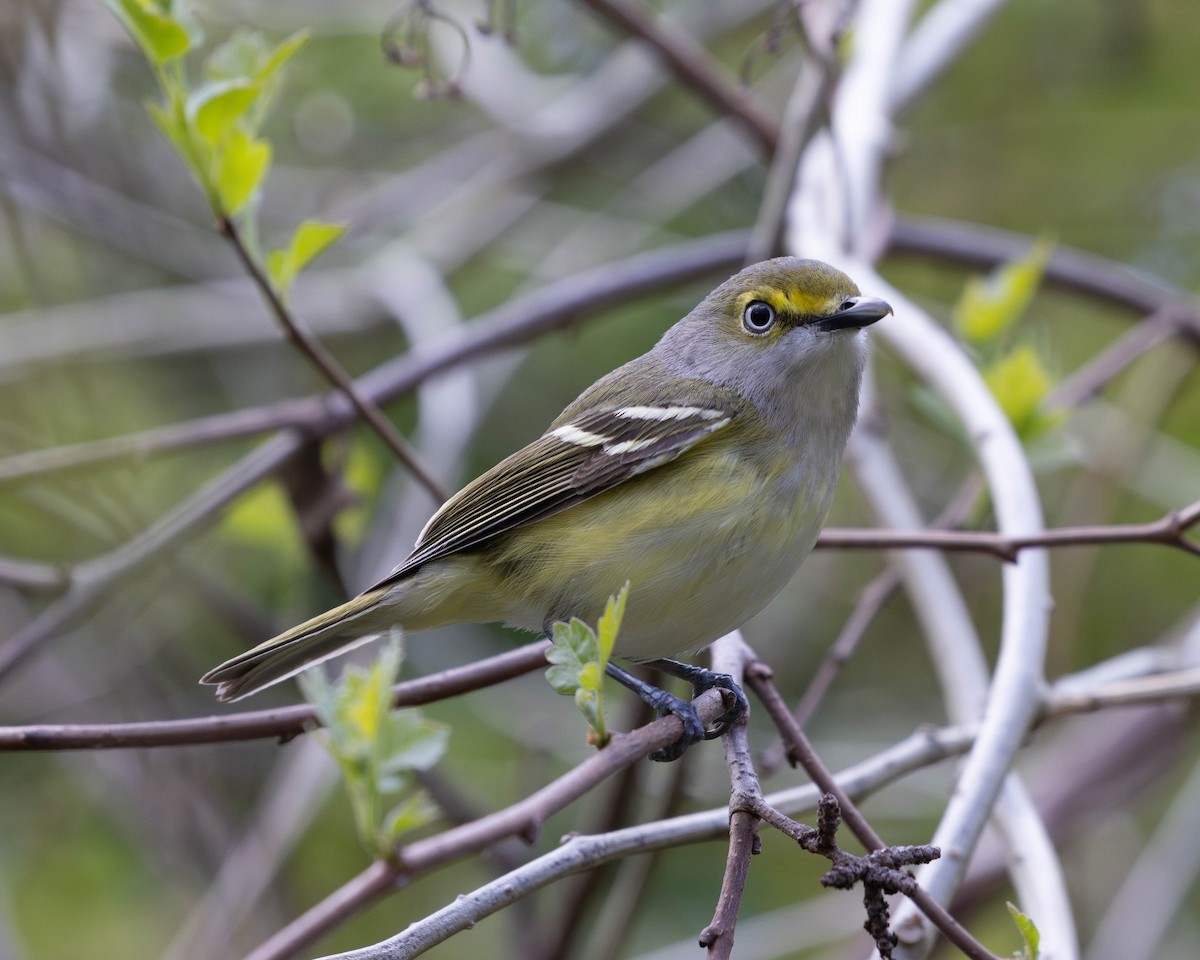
202, 257, 891, 757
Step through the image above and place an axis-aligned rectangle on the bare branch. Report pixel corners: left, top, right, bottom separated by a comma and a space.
0, 641, 550, 751
575, 0, 780, 157
745, 661, 1005, 960
815, 499, 1200, 560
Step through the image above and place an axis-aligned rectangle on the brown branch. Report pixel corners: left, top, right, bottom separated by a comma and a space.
216, 216, 449, 504
576, 0, 779, 158
1049, 304, 1186, 409
700, 718, 762, 960
745, 661, 1005, 960
816, 499, 1200, 560
0, 641, 550, 751
243, 688, 732, 960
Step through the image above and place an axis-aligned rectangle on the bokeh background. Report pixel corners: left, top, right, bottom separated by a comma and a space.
0, 1, 1197, 958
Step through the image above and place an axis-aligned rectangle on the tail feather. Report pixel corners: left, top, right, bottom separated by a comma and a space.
201, 590, 391, 701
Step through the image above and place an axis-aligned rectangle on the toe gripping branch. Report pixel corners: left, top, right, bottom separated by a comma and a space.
605, 658, 749, 762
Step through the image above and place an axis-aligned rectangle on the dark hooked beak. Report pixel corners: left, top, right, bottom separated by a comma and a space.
817, 296, 893, 332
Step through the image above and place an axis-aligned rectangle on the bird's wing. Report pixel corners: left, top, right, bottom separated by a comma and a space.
371, 398, 738, 588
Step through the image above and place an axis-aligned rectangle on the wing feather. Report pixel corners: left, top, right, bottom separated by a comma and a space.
370, 398, 738, 590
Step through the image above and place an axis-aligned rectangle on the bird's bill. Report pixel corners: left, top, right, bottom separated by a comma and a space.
817, 296, 893, 332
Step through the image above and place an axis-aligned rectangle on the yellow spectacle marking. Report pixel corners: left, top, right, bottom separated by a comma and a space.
737, 287, 832, 319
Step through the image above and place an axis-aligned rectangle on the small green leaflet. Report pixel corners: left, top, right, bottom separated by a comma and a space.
545, 583, 628, 747
213, 127, 270, 216
188, 79, 261, 145
267, 220, 347, 296
300, 638, 449, 855
105, 0, 192, 66
983, 343, 1062, 440
1006, 902, 1040, 960
954, 238, 1053, 345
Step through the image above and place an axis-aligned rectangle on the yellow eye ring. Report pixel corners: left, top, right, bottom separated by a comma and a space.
742, 300, 776, 334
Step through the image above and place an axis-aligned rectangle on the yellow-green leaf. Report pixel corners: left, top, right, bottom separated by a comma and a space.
1006, 902, 1040, 960
955, 238, 1053, 345
189, 79, 261, 145
983, 343, 1060, 439
257, 31, 310, 85
596, 582, 628, 664
267, 220, 346, 296
105, 0, 191, 65
214, 127, 270, 215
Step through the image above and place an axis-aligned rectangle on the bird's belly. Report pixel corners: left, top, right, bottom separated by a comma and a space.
487, 449, 834, 661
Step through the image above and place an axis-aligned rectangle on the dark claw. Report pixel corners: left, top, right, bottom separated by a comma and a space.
605, 660, 749, 762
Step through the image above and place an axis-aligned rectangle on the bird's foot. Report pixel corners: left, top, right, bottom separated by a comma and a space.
605, 660, 748, 762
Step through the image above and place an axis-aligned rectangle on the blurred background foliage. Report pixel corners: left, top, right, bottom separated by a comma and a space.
0, 1, 1198, 959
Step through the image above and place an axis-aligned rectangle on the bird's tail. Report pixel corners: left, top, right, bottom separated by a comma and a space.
200, 589, 394, 702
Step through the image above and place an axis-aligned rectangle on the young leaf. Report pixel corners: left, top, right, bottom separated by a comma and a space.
954, 238, 1053, 345
105, 0, 192, 65
1006, 902, 1040, 960
213, 127, 270, 215
266, 220, 347, 296
382, 791, 438, 845
596, 582, 629, 663
299, 640, 449, 857
545, 587, 629, 748
189, 79, 261, 145
983, 343, 1062, 440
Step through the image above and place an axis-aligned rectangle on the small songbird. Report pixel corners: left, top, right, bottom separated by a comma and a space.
203, 257, 891, 757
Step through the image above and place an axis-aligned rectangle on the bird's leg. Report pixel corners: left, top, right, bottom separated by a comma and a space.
604, 660, 744, 762
644, 658, 748, 739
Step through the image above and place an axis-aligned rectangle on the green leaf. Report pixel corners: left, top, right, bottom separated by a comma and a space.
596, 582, 628, 664
256, 31, 310, 86
983, 343, 1063, 440
545, 618, 597, 695
954, 238, 1053, 345
300, 641, 449, 856
1006, 902, 1040, 960
209, 28, 308, 85
105, 0, 192, 65
213, 127, 270, 215
378, 712, 450, 774
266, 220, 347, 296
188, 79, 261, 145
146, 97, 192, 159
544, 590, 629, 749
382, 791, 438, 844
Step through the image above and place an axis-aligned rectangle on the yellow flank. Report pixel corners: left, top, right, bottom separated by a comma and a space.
395, 432, 827, 661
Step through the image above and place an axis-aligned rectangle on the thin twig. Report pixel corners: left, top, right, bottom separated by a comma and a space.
816, 499, 1200, 560
745, 662, 1004, 960
0, 641, 550, 751
576, 0, 779, 157
217, 216, 449, 504
701, 719, 761, 960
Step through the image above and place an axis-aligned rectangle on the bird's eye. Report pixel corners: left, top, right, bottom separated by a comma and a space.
742, 300, 777, 334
